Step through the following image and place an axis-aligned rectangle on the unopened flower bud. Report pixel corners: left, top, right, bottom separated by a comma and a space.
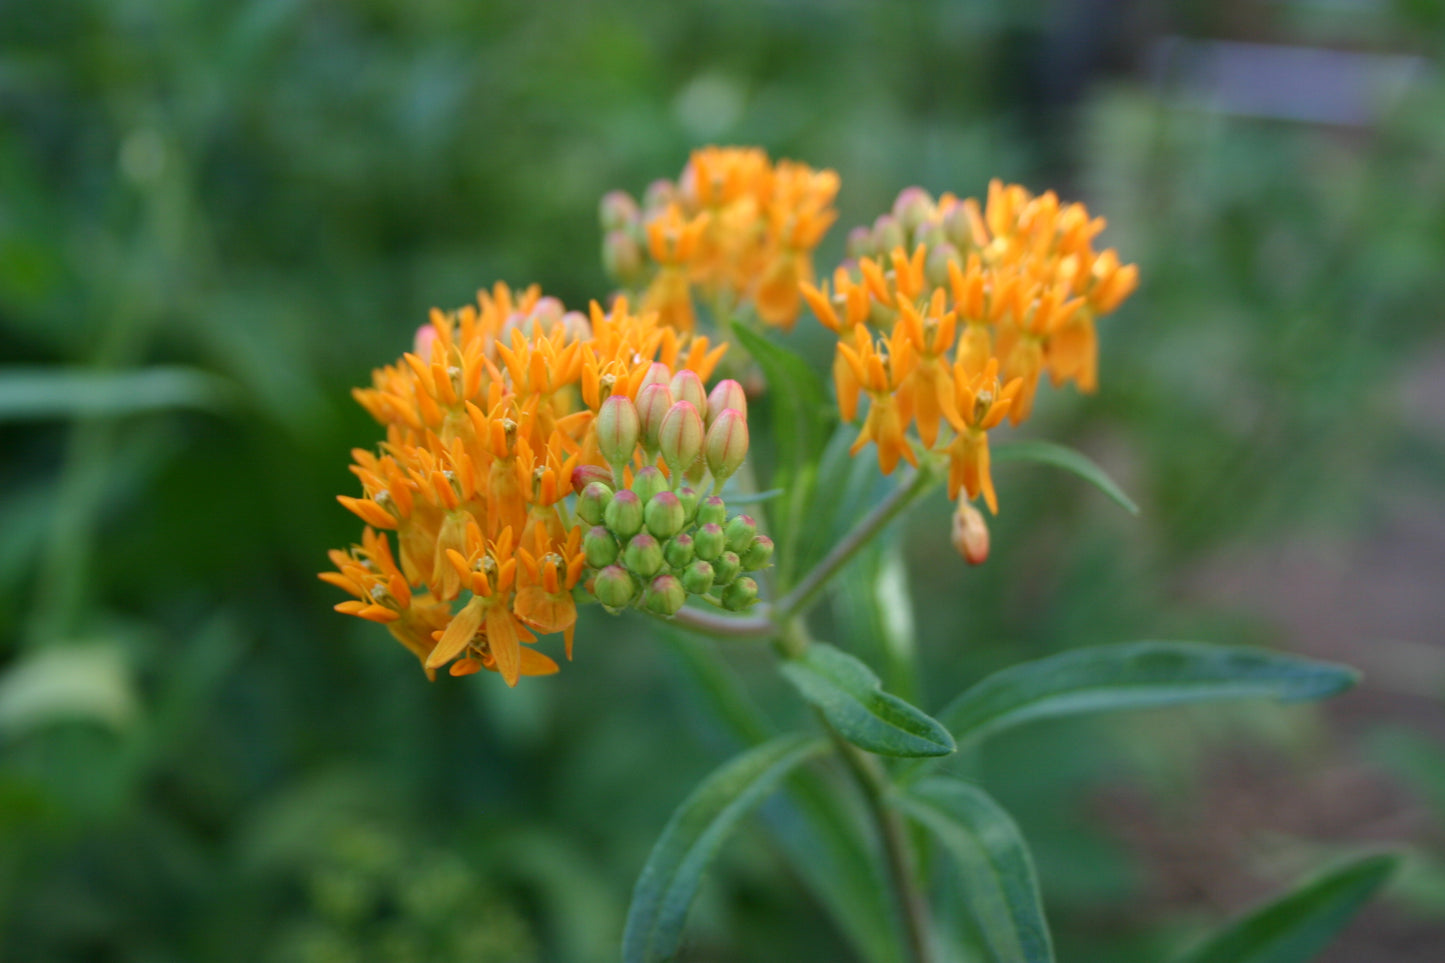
637, 383, 674, 451
845, 226, 874, 260
645, 491, 686, 539
892, 186, 936, 235
682, 560, 715, 596
576, 480, 613, 525
603, 230, 644, 285
693, 523, 725, 562
639, 361, 672, 393
725, 514, 757, 553
713, 550, 741, 586
604, 489, 644, 538
704, 409, 749, 483
600, 190, 640, 231
643, 179, 675, 212
664, 533, 695, 568
413, 323, 439, 359
642, 574, 687, 617
581, 525, 619, 567
942, 203, 975, 250
697, 496, 727, 527
631, 465, 669, 504
597, 395, 641, 476
573, 465, 612, 494
676, 485, 701, 523
721, 576, 759, 611
873, 214, 905, 254
623, 533, 664, 578
741, 534, 774, 571
952, 499, 990, 565
705, 379, 747, 427
593, 565, 637, 610
669, 370, 707, 417
925, 242, 960, 288
659, 401, 704, 478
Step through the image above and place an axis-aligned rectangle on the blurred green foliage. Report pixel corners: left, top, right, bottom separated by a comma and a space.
3, 0, 1444, 960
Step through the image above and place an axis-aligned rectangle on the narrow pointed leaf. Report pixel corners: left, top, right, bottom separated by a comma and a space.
1174, 853, 1399, 963
932, 641, 1357, 758
898, 777, 1055, 963
623, 734, 828, 963
0, 366, 238, 421
781, 643, 954, 757
993, 439, 1140, 515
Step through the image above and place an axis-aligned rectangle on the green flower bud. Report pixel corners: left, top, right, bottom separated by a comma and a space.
631, 465, 669, 504
705, 409, 749, 483
741, 534, 774, 571
694, 523, 725, 561
681, 559, 715, 596
642, 574, 687, 617
643, 179, 675, 212
704, 379, 747, 427
721, 576, 759, 612
576, 481, 613, 526
638, 362, 672, 394
623, 533, 664, 578
572, 464, 612, 493
604, 489, 644, 538
942, 203, 977, 251
873, 214, 905, 254
676, 485, 701, 523
645, 491, 686, 539
636, 383, 674, 451
664, 533, 695, 568
668, 370, 708, 418
845, 225, 874, 260
599, 190, 639, 232
597, 395, 640, 477
892, 186, 936, 235
925, 242, 960, 289
603, 230, 644, 285
725, 514, 757, 553
713, 550, 741, 586
658, 401, 704, 479
583, 525, 619, 568
697, 496, 727, 527
593, 565, 636, 610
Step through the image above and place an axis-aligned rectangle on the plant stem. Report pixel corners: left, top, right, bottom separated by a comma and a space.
777, 463, 937, 620
667, 604, 775, 640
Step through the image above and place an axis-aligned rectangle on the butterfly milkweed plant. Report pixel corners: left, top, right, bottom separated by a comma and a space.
323, 148, 1389, 963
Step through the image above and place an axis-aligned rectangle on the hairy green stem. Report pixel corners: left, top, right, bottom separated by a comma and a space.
777, 463, 937, 620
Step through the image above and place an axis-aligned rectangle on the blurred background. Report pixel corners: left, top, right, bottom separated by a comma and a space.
3, 0, 1444, 960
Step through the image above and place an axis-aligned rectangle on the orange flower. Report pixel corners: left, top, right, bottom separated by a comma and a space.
837, 326, 918, 474
943, 358, 1021, 513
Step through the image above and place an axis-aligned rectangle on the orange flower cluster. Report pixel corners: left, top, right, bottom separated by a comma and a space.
804, 182, 1138, 514
600, 146, 840, 332
322, 284, 728, 684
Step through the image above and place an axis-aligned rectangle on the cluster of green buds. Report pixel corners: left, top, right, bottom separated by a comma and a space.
576, 376, 771, 618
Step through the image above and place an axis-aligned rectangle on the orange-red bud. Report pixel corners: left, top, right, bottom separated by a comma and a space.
951, 498, 990, 565
705, 379, 747, 427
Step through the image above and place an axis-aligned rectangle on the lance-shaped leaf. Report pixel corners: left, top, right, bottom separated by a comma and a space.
1174, 853, 1399, 963
897, 777, 1055, 963
781, 643, 955, 757
729, 323, 834, 585
992, 439, 1140, 515
917, 642, 1356, 772
623, 734, 828, 963
0, 366, 237, 421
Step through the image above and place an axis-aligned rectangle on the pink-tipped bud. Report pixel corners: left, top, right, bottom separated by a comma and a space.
643, 179, 676, 213
872, 214, 906, 253
952, 499, 990, 565
705, 379, 747, 428
704, 409, 749, 482
636, 383, 674, 451
413, 323, 439, 359
669, 370, 708, 419
597, 395, 641, 474
845, 226, 874, 260
638, 362, 673, 394
603, 230, 644, 285
572, 464, 613, 494
892, 186, 937, 234
599, 190, 640, 231
658, 401, 704, 478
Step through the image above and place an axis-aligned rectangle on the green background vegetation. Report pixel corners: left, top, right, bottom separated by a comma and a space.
3, 0, 1444, 959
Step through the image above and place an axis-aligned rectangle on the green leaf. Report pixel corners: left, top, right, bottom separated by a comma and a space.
1174, 853, 1399, 963
723, 487, 784, 506
0, 366, 237, 421
992, 439, 1140, 515
0, 644, 139, 736
832, 541, 920, 703
729, 324, 834, 585
780, 643, 954, 757
927, 641, 1357, 760
622, 734, 828, 963
898, 777, 1055, 963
